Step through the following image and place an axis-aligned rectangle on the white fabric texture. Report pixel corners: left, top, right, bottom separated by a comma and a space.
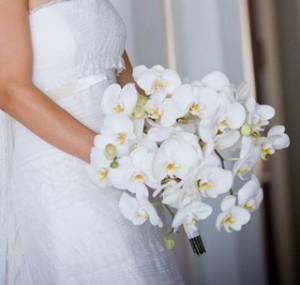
0, 0, 185, 284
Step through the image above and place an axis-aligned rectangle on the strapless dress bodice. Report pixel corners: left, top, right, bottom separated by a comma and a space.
28, 0, 126, 92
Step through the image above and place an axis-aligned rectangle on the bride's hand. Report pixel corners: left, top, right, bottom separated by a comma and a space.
117, 50, 146, 96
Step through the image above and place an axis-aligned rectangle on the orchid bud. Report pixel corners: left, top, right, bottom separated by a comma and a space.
110, 161, 119, 169
240, 123, 252, 137
132, 105, 146, 119
104, 144, 117, 160
137, 94, 148, 106
165, 235, 176, 251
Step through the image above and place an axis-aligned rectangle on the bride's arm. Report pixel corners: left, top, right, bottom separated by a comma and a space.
117, 51, 145, 95
0, 0, 97, 163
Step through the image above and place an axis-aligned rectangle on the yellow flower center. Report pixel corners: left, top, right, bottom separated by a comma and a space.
112, 104, 125, 113
135, 211, 149, 220
189, 103, 203, 115
117, 132, 128, 145
261, 147, 275, 161
217, 119, 229, 132
252, 131, 260, 138
150, 107, 162, 119
134, 173, 146, 182
152, 80, 166, 92
177, 115, 190, 124
97, 169, 109, 182
166, 163, 181, 175
223, 216, 235, 225
238, 167, 251, 176
244, 202, 256, 211
197, 180, 214, 192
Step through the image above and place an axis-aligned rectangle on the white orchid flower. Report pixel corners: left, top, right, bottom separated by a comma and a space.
237, 175, 263, 212
109, 146, 159, 197
119, 192, 163, 227
193, 155, 233, 198
201, 71, 235, 101
146, 116, 197, 143
198, 95, 246, 151
172, 196, 212, 231
144, 90, 165, 120
137, 135, 158, 152
143, 90, 184, 127
147, 124, 184, 142
132, 65, 182, 126
133, 65, 181, 95
174, 132, 204, 159
258, 125, 290, 160
101, 83, 138, 116
108, 156, 135, 189
201, 96, 246, 135
100, 114, 136, 156
234, 125, 290, 178
162, 84, 221, 127
88, 135, 121, 187
199, 121, 241, 152
235, 82, 251, 103
161, 183, 186, 209
217, 101, 246, 132
157, 168, 201, 207
152, 131, 203, 160
152, 139, 199, 181
241, 96, 275, 135
201, 71, 230, 90
86, 160, 111, 188
233, 136, 261, 179
216, 195, 251, 232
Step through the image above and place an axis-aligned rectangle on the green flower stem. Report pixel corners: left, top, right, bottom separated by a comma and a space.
215, 150, 225, 169
152, 201, 163, 206
164, 204, 176, 219
223, 157, 239, 162
215, 150, 235, 195
167, 228, 175, 237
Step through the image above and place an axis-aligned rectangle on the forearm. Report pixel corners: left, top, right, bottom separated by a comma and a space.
0, 81, 96, 163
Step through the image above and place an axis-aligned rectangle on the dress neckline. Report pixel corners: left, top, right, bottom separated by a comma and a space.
28, 0, 71, 15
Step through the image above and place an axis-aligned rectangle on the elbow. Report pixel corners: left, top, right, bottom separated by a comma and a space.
0, 79, 34, 111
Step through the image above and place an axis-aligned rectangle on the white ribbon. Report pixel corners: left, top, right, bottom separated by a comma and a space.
45, 73, 114, 101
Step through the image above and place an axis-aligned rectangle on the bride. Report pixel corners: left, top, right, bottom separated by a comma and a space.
0, 0, 184, 284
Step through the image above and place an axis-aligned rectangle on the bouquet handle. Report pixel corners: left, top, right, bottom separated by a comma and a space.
183, 222, 206, 255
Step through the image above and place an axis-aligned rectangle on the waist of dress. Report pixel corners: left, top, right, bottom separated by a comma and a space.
44, 70, 116, 101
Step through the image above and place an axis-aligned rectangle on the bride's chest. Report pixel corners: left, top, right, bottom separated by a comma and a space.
29, 0, 126, 65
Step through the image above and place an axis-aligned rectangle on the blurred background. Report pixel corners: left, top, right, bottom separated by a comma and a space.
111, 0, 299, 284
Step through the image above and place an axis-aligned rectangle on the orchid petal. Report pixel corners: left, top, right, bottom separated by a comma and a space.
201, 71, 230, 91
221, 195, 236, 211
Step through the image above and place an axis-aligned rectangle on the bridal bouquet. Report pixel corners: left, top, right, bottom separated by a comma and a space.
87, 65, 290, 255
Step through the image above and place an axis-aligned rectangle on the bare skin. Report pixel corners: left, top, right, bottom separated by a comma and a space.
0, 0, 136, 163
29, 0, 50, 11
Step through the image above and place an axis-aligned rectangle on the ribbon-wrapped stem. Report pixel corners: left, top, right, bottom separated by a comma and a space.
183, 222, 206, 255
189, 235, 206, 255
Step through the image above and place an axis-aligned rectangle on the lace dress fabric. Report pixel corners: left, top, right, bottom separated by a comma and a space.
4, 0, 185, 284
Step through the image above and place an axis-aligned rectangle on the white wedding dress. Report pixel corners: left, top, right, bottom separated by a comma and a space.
0, 0, 184, 284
